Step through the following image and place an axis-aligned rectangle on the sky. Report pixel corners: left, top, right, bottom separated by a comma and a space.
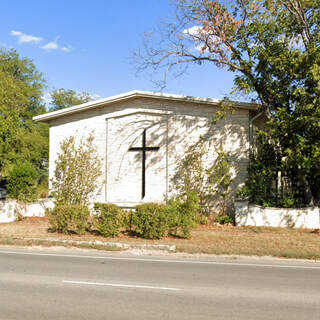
0, 0, 236, 103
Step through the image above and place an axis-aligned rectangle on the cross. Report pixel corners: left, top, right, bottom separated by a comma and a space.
129, 128, 160, 199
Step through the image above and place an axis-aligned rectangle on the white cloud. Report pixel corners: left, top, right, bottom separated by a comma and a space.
183, 26, 202, 37
41, 38, 72, 52
183, 25, 219, 53
11, 31, 72, 53
41, 38, 59, 51
61, 46, 72, 52
11, 30, 43, 44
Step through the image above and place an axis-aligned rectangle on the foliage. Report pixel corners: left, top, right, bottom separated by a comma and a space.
37, 180, 49, 199
0, 49, 48, 198
14, 206, 25, 222
167, 191, 200, 238
197, 214, 208, 225
128, 193, 199, 240
46, 205, 90, 235
0, 49, 45, 117
130, 203, 169, 239
136, 0, 320, 206
172, 139, 208, 211
93, 203, 124, 237
6, 161, 38, 202
49, 88, 92, 111
123, 210, 134, 232
207, 147, 233, 214
51, 133, 103, 205
173, 138, 233, 214
215, 215, 234, 225
237, 132, 306, 208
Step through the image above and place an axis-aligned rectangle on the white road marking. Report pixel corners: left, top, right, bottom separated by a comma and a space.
63, 280, 180, 291
0, 250, 319, 270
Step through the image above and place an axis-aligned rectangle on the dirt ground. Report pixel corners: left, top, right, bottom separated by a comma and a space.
0, 217, 319, 259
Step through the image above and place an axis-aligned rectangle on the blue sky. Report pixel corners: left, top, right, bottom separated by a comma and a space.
0, 0, 236, 102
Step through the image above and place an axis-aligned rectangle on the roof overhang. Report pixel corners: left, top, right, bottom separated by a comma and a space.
33, 90, 259, 123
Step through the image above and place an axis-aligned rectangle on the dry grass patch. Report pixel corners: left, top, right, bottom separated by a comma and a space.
0, 217, 319, 259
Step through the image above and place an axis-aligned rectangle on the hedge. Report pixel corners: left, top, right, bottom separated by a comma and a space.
46, 205, 90, 235
93, 203, 124, 237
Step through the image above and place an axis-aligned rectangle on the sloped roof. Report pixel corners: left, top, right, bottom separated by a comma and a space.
33, 90, 259, 122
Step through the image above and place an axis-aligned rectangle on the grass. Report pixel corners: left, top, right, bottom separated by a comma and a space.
0, 236, 122, 252
0, 217, 319, 259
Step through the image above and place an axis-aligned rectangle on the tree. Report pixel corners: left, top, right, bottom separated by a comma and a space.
136, 0, 320, 206
0, 49, 48, 199
51, 133, 103, 205
49, 88, 92, 111
6, 161, 39, 202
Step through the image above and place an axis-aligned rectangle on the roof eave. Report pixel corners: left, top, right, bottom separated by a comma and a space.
33, 90, 259, 123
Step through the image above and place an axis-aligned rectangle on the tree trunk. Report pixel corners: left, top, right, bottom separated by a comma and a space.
299, 175, 314, 206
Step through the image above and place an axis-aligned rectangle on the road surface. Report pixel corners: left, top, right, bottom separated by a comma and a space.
0, 247, 319, 319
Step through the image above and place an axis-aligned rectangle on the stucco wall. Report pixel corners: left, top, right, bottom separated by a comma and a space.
0, 199, 54, 223
235, 200, 320, 229
48, 97, 251, 212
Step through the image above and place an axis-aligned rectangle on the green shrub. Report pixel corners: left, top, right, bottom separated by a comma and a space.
197, 215, 208, 225
131, 203, 168, 239
167, 191, 200, 239
93, 203, 123, 237
6, 161, 38, 202
46, 205, 90, 235
127, 194, 199, 240
123, 210, 135, 231
51, 134, 103, 206
215, 215, 234, 225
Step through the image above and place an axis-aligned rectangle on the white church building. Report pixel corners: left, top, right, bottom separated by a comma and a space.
34, 90, 262, 211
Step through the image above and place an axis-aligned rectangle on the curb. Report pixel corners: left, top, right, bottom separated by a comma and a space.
22, 237, 176, 252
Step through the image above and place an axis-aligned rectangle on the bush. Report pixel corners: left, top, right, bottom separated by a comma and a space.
215, 215, 234, 225
46, 205, 90, 235
51, 134, 103, 205
167, 191, 200, 239
6, 161, 38, 202
93, 203, 123, 237
131, 203, 168, 239
123, 194, 199, 240
197, 215, 208, 225
123, 210, 134, 232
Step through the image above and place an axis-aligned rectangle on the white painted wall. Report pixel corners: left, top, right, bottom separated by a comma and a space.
235, 200, 320, 229
48, 97, 252, 211
0, 199, 54, 223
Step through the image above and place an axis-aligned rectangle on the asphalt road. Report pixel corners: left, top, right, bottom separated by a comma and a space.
0, 247, 319, 320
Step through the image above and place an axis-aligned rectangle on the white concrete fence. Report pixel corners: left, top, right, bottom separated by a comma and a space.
235, 200, 320, 229
1, 198, 320, 229
0, 199, 54, 223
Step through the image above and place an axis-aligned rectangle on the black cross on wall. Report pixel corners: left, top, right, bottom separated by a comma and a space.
129, 128, 160, 199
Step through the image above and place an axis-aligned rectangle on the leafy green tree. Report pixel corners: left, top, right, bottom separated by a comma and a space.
49, 88, 92, 111
51, 134, 103, 205
0, 49, 48, 199
136, 0, 320, 206
6, 161, 39, 202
